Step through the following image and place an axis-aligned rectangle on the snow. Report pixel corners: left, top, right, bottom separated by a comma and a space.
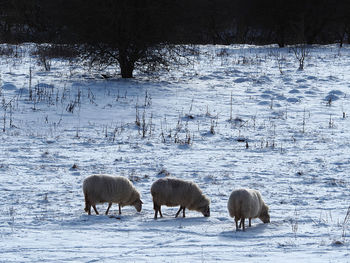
1, 43, 350, 262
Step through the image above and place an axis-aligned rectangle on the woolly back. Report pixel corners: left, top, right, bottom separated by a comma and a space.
151, 177, 209, 209
83, 174, 139, 204
228, 189, 255, 217
228, 188, 269, 218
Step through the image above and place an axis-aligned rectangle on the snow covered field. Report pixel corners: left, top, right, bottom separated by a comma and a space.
0, 44, 350, 262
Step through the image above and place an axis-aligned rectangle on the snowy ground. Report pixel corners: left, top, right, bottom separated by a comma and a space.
0, 44, 350, 262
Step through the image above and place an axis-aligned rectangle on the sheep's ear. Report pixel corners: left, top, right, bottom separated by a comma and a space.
140, 200, 144, 204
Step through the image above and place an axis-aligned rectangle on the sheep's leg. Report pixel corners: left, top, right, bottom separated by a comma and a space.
84, 194, 91, 215
158, 206, 163, 218
241, 218, 246, 231
249, 218, 252, 227
85, 200, 91, 215
235, 218, 239, 230
238, 220, 242, 229
92, 205, 99, 215
183, 207, 186, 218
175, 206, 183, 218
86, 205, 91, 215
118, 204, 122, 215
105, 203, 112, 215
154, 203, 161, 219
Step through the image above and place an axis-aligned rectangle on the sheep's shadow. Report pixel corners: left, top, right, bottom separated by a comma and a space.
140, 215, 211, 228
59, 211, 145, 228
220, 222, 271, 239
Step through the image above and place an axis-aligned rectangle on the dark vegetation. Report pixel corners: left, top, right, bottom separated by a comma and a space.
0, 0, 349, 77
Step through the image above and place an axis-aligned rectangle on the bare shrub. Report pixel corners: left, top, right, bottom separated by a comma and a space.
291, 44, 309, 70
32, 44, 79, 71
342, 206, 350, 239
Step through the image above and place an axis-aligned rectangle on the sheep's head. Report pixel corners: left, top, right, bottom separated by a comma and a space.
201, 205, 210, 217
259, 204, 270, 223
133, 199, 143, 212
199, 196, 210, 217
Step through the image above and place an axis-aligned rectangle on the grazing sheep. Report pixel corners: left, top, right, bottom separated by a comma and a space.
227, 188, 270, 231
83, 174, 143, 215
151, 177, 210, 219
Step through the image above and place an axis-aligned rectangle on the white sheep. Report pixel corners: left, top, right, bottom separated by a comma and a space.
83, 174, 143, 215
151, 177, 210, 219
227, 188, 270, 230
